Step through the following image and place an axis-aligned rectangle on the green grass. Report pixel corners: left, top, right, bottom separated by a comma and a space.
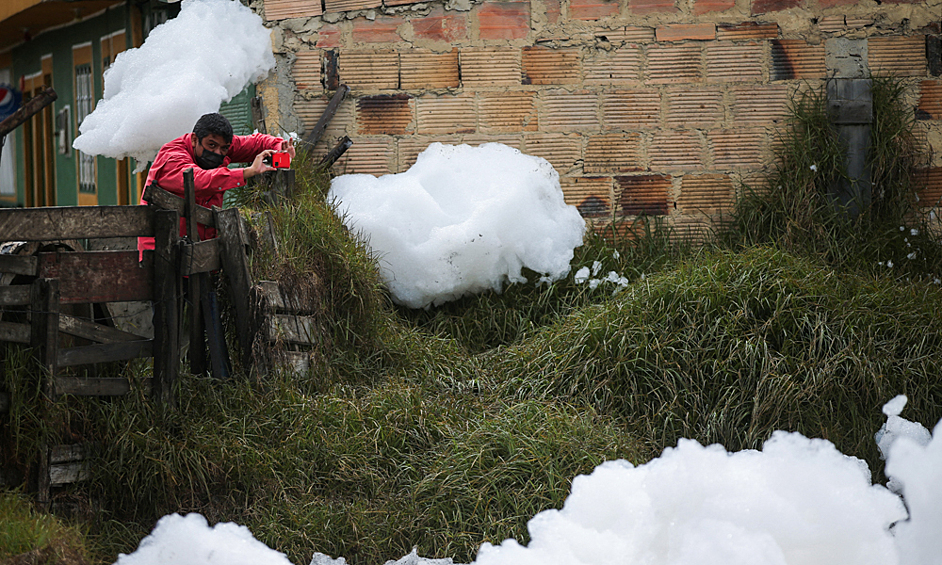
0, 490, 88, 562
3, 77, 942, 565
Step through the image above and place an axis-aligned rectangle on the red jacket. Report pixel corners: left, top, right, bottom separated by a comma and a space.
138, 132, 282, 255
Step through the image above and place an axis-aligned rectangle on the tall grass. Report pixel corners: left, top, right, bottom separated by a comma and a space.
724, 77, 942, 280
499, 246, 942, 465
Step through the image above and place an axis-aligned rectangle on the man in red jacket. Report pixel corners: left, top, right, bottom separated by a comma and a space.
138, 112, 294, 254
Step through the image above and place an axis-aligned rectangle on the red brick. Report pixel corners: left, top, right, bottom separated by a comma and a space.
523, 47, 581, 85
716, 22, 779, 40
544, 0, 561, 25
751, 0, 801, 15
649, 130, 703, 171
912, 167, 942, 210
665, 88, 723, 129
678, 174, 733, 215
694, 0, 734, 14
615, 174, 671, 215
570, 0, 619, 21
477, 0, 531, 41
646, 44, 701, 84
478, 91, 538, 132
401, 49, 460, 89
705, 42, 763, 82
709, 128, 766, 170
585, 133, 643, 174
656, 23, 716, 42
628, 0, 677, 15
266, 0, 323, 20
351, 15, 405, 44
335, 137, 395, 176
771, 39, 825, 80
326, 0, 381, 13
869, 36, 927, 77
917, 80, 942, 120
524, 133, 583, 173
357, 94, 413, 134
817, 0, 856, 6
540, 90, 600, 132
412, 7, 469, 43
415, 95, 476, 134
317, 24, 341, 48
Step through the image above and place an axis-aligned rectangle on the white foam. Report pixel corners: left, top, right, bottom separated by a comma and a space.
72, 0, 275, 166
113, 513, 293, 565
328, 143, 586, 308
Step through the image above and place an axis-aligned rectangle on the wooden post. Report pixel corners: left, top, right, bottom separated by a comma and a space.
304, 84, 348, 148
183, 169, 207, 375
30, 278, 58, 506
215, 207, 256, 372
827, 78, 873, 217
152, 209, 180, 404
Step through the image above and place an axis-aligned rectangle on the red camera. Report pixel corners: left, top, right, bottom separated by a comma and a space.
264, 151, 291, 169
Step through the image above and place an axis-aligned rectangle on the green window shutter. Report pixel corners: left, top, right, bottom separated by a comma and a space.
219, 84, 256, 136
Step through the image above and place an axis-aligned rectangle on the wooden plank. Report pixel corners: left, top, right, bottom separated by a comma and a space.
0, 206, 154, 241
202, 289, 231, 380
38, 250, 153, 304
0, 285, 30, 306
181, 239, 220, 274
0, 254, 38, 276
0, 86, 57, 138
0, 321, 30, 343
306, 84, 349, 147
270, 314, 319, 345
54, 376, 132, 396
57, 340, 153, 368
152, 209, 180, 404
30, 278, 59, 385
49, 461, 89, 486
215, 207, 257, 371
142, 184, 215, 227
184, 169, 207, 376
50, 444, 87, 464
59, 314, 146, 343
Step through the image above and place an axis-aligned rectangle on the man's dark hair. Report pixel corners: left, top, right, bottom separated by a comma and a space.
193, 113, 233, 143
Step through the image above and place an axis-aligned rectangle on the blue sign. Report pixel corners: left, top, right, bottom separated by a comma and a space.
0, 84, 22, 122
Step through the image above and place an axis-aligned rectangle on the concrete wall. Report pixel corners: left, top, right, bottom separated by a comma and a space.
255, 0, 942, 236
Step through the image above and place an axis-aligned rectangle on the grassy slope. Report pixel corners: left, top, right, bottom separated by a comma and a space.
4, 79, 942, 564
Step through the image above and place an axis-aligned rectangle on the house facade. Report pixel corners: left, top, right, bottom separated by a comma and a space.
252, 0, 942, 237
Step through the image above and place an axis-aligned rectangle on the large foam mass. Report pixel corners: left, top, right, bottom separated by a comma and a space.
328, 143, 586, 308
113, 513, 294, 565
474, 432, 907, 565
72, 0, 275, 165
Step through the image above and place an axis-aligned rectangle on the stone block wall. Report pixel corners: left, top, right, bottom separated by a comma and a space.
254, 0, 942, 237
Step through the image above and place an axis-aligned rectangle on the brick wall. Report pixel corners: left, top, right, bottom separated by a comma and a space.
257, 0, 942, 236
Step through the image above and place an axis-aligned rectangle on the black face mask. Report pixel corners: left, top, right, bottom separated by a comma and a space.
194, 146, 225, 169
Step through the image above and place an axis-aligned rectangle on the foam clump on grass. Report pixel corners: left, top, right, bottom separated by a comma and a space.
328, 143, 585, 309
113, 513, 293, 565
475, 430, 908, 565
72, 0, 275, 165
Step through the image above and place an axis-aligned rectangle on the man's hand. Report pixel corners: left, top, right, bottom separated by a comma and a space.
243, 149, 276, 180
281, 137, 296, 159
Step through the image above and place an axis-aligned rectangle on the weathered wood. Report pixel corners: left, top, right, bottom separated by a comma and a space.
37, 250, 153, 304
57, 340, 153, 368
305, 84, 349, 147
0, 206, 154, 241
38, 447, 50, 505
0, 254, 38, 276
0, 285, 30, 306
143, 184, 215, 227
152, 209, 180, 404
202, 290, 230, 380
0, 321, 30, 343
181, 239, 221, 275
58, 314, 146, 343
251, 95, 267, 134
184, 168, 207, 376
50, 443, 87, 464
30, 279, 59, 384
49, 462, 89, 486
54, 376, 133, 396
270, 314, 319, 345
320, 136, 353, 169
0, 86, 57, 138
215, 207, 256, 370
